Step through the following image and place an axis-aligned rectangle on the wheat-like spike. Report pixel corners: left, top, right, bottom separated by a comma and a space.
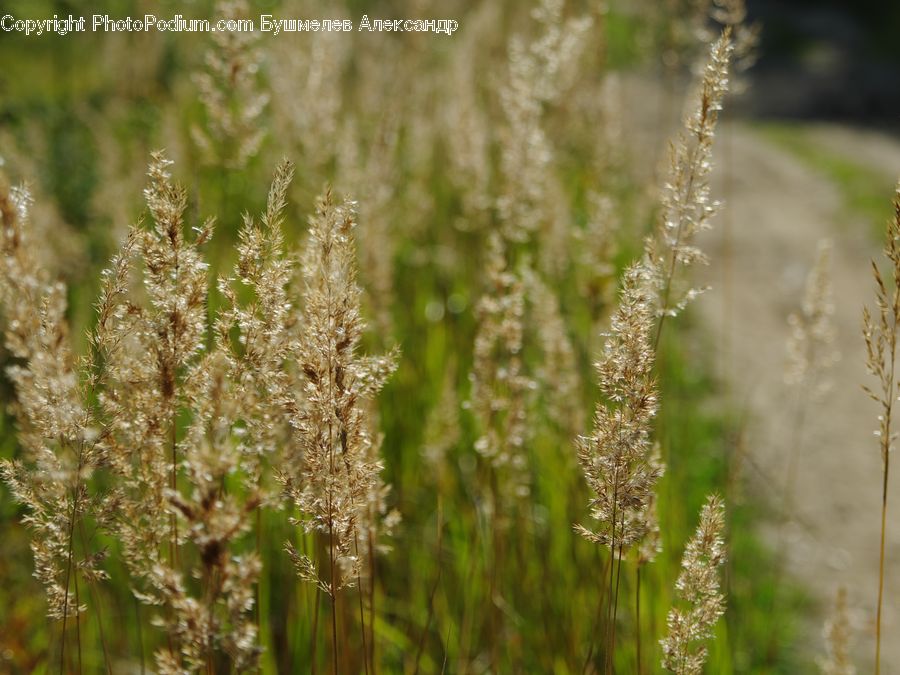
422, 365, 462, 477
94, 152, 253, 673
496, 0, 592, 245
646, 29, 733, 333
151, 161, 298, 672
574, 190, 620, 323
0, 173, 103, 623
192, 0, 269, 169
862, 182, 900, 674
336, 118, 400, 339
0, 141, 402, 670
524, 267, 584, 438
661, 494, 727, 675
270, 27, 347, 172
708, 0, 760, 79
638, 446, 666, 566
786, 239, 838, 395
468, 232, 534, 507
575, 263, 661, 552
283, 188, 396, 595
819, 587, 855, 675
218, 159, 297, 481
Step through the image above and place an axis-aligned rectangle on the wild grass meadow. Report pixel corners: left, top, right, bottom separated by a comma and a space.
0, 0, 898, 673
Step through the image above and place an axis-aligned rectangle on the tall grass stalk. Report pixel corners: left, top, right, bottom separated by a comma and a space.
862, 184, 900, 674
661, 494, 726, 674
575, 263, 660, 670
647, 29, 733, 349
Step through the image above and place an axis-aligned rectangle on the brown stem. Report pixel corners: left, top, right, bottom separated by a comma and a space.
204, 563, 220, 675
354, 538, 370, 675
609, 544, 624, 675
170, 418, 178, 566
73, 547, 82, 675
311, 582, 321, 675
85, 567, 113, 675
135, 596, 145, 675
323, 253, 340, 675
414, 499, 444, 674
876, 451, 889, 674
635, 565, 642, 675
367, 530, 376, 673
603, 471, 620, 675
876, 309, 897, 674
488, 469, 501, 671
60, 462, 83, 675
255, 483, 262, 631
582, 553, 612, 674
169, 228, 181, 572
329, 522, 338, 675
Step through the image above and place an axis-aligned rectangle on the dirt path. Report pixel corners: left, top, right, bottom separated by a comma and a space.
697, 122, 900, 669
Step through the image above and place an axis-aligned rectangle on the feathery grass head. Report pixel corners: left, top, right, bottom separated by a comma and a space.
862, 182, 900, 673
709, 0, 760, 81
661, 493, 727, 674
217, 158, 296, 478
574, 190, 620, 318
863, 183, 900, 468
638, 446, 665, 566
820, 587, 855, 675
496, 0, 591, 245
270, 27, 347, 173
525, 267, 583, 438
0, 173, 104, 622
646, 28, 733, 322
469, 233, 533, 505
422, 365, 461, 477
575, 263, 661, 552
93, 153, 288, 671
787, 239, 838, 395
192, 0, 269, 169
101, 152, 212, 572
283, 188, 397, 594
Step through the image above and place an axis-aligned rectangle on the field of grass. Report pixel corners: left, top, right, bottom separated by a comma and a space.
0, 0, 887, 673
